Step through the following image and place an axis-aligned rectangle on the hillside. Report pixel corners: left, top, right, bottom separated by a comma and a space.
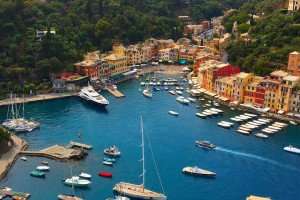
0, 0, 247, 97
224, 0, 300, 75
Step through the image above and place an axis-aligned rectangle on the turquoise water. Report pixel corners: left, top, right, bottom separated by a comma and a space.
0, 78, 300, 200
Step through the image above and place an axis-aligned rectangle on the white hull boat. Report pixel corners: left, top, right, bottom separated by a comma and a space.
182, 166, 216, 177
64, 176, 91, 187
168, 111, 179, 116
79, 86, 109, 106
283, 145, 300, 155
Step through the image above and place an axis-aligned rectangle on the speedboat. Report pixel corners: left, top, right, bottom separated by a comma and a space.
103, 157, 116, 162
169, 90, 176, 95
79, 86, 109, 107
58, 194, 83, 200
20, 156, 27, 161
99, 171, 113, 178
64, 176, 91, 187
103, 161, 113, 166
195, 140, 216, 149
36, 165, 50, 171
283, 145, 300, 155
195, 113, 206, 118
176, 96, 189, 105
182, 166, 216, 177
79, 172, 92, 179
104, 145, 121, 157
168, 111, 179, 116
236, 129, 250, 135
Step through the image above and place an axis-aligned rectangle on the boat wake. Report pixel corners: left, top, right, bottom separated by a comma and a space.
215, 147, 300, 172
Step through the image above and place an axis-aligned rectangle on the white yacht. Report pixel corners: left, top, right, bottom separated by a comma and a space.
79, 86, 109, 106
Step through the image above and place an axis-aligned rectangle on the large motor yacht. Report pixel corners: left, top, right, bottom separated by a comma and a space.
79, 86, 109, 107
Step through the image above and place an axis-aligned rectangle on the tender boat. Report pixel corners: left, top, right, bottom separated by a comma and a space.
99, 171, 112, 178
176, 90, 183, 95
289, 121, 298, 125
79, 172, 92, 179
255, 133, 269, 139
237, 129, 250, 135
36, 166, 50, 171
57, 194, 83, 200
187, 97, 196, 103
64, 176, 91, 187
195, 140, 216, 149
30, 170, 45, 178
182, 166, 216, 177
168, 111, 179, 116
143, 89, 152, 98
104, 145, 121, 157
103, 161, 113, 166
79, 85, 109, 107
176, 96, 189, 105
283, 145, 300, 155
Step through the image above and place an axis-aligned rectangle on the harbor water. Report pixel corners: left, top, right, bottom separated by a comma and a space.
0, 78, 300, 200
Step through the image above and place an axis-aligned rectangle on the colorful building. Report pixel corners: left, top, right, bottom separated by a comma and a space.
74, 51, 100, 78
244, 76, 265, 107
214, 76, 236, 101
232, 72, 254, 103
104, 43, 128, 77
278, 75, 300, 112
289, 88, 300, 113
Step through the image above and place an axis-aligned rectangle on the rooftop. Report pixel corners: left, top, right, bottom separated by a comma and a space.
283, 75, 300, 82
270, 70, 288, 78
236, 72, 252, 79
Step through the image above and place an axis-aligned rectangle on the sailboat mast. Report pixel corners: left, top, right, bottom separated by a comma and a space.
140, 116, 145, 189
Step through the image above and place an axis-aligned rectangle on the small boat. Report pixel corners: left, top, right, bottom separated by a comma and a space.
104, 145, 121, 157
103, 157, 116, 162
283, 145, 300, 155
182, 166, 216, 177
103, 161, 113, 166
58, 194, 83, 200
168, 111, 179, 116
36, 165, 50, 171
164, 87, 169, 91
289, 121, 298, 125
217, 122, 232, 128
106, 196, 130, 200
79, 172, 92, 179
143, 89, 152, 98
30, 170, 45, 178
176, 96, 189, 105
99, 171, 112, 178
41, 161, 49, 165
20, 156, 27, 161
169, 90, 176, 95
195, 113, 206, 118
195, 140, 216, 149
267, 125, 282, 130
255, 133, 269, 139
176, 90, 183, 95
64, 176, 91, 187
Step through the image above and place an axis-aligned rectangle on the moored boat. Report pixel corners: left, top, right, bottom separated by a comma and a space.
103, 157, 116, 162
104, 145, 121, 157
99, 171, 112, 178
195, 113, 206, 118
64, 176, 91, 187
36, 166, 50, 171
182, 166, 216, 177
30, 170, 45, 178
57, 194, 83, 200
254, 133, 269, 139
79, 85, 109, 107
103, 161, 113, 166
20, 156, 27, 161
79, 172, 92, 179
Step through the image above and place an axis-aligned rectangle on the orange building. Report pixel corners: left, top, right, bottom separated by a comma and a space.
288, 51, 300, 76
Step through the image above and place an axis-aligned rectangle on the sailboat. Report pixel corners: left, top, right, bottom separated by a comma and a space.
142, 83, 152, 98
2, 93, 40, 132
113, 117, 167, 200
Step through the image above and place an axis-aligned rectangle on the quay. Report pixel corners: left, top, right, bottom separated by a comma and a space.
0, 92, 77, 107
68, 141, 93, 150
20, 144, 86, 161
0, 187, 30, 200
105, 87, 125, 98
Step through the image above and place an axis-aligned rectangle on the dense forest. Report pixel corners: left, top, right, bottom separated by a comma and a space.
224, 0, 300, 75
0, 0, 247, 97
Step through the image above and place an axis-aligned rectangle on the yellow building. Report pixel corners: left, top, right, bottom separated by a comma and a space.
104, 43, 128, 76
214, 76, 236, 101
278, 75, 300, 112
244, 76, 264, 107
232, 72, 254, 103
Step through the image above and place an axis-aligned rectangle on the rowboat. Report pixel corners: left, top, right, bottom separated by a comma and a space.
182, 166, 216, 177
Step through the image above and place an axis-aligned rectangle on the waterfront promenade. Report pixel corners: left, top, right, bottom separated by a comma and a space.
0, 135, 27, 180
0, 92, 77, 107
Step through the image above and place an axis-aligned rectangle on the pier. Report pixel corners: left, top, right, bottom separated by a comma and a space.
106, 87, 125, 98
68, 141, 93, 150
0, 92, 77, 107
20, 145, 86, 160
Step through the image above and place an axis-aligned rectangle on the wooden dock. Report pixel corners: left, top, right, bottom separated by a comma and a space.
106, 88, 125, 98
69, 141, 92, 150
20, 145, 85, 160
